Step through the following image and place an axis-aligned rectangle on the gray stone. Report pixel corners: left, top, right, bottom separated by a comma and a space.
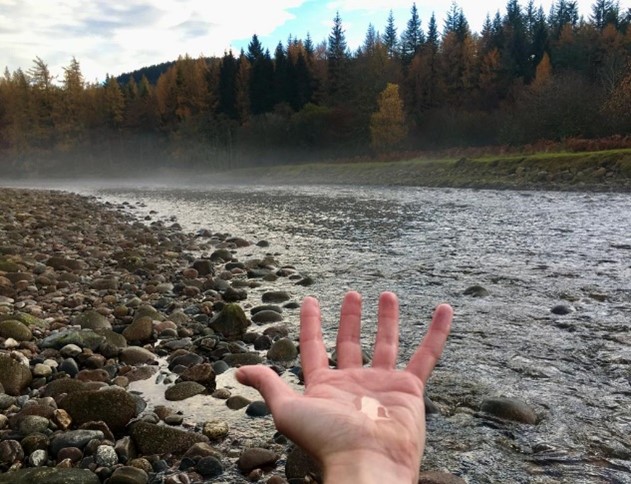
59, 387, 138, 432
73, 310, 112, 330
480, 397, 538, 424
252, 310, 283, 324
50, 430, 104, 456
237, 447, 278, 473
267, 338, 298, 361
261, 291, 291, 303
463, 285, 490, 297
119, 346, 156, 365
108, 466, 149, 484
0, 468, 100, 484
197, 456, 223, 478
40, 329, 106, 351
209, 304, 250, 340
129, 421, 209, 455
165, 381, 206, 401
0, 320, 32, 341
28, 449, 48, 467
95, 444, 118, 467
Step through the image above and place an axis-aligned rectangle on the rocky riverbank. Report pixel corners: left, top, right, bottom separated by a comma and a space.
0, 187, 313, 483
0, 188, 475, 484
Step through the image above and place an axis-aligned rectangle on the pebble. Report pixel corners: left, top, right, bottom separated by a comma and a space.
202, 420, 230, 440
95, 444, 119, 467
237, 448, 279, 473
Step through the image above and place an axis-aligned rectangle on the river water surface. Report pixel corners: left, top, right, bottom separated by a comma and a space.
78, 183, 631, 483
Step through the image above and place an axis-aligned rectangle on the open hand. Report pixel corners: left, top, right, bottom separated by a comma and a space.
236, 291, 453, 483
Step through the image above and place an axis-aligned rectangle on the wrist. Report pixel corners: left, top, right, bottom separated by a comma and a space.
323, 449, 419, 484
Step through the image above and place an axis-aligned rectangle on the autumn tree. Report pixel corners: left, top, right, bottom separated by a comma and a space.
370, 83, 407, 150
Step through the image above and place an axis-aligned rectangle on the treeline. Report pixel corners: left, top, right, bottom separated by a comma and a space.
1, 0, 631, 175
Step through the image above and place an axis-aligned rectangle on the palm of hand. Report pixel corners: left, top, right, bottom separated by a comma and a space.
278, 366, 426, 465
237, 291, 452, 482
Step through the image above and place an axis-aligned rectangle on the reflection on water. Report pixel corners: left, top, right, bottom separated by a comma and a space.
89, 184, 631, 483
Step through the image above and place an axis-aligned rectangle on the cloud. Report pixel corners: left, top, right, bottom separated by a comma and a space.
0, 0, 307, 82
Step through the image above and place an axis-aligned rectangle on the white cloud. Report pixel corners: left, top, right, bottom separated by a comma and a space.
0, 0, 306, 82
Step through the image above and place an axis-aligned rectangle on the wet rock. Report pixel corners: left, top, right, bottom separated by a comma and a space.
463, 285, 490, 297
129, 421, 209, 455
178, 363, 216, 390
73, 309, 112, 330
202, 420, 229, 440
418, 471, 467, 483
196, 456, 223, 478
212, 360, 230, 375
223, 352, 263, 367
209, 303, 250, 340
480, 397, 538, 424
122, 316, 153, 342
252, 310, 284, 324
0, 320, 32, 341
210, 249, 233, 262
254, 334, 273, 350
19, 415, 50, 435
59, 387, 138, 432
165, 381, 206, 401
226, 395, 251, 410
119, 346, 156, 365
237, 447, 278, 473
0, 439, 24, 466
551, 304, 573, 315
285, 446, 322, 481
246, 401, 270, 417
95, 444, 118, 466
108, 466, 149, 484
28, 448, 48, 467
50, 429, 104, 456
41, 378, 88, 397
267, 338, 298, 361
0, 354, 32, 395
40, 329, 106, 351
0, 468, 100, 484
261, 291, 291, 303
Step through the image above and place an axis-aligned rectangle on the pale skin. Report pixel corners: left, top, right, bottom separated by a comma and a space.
236, 291, 453, 483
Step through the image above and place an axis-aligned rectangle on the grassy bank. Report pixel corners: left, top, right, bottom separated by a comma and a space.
212, 149, 631, 191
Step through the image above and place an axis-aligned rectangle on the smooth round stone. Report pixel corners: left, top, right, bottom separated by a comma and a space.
196, 456, 223, 478
164, 381, 206, 401
237, 447, 278, 473
108, 465, 149, 484
19, 415, 50, 435
60, 344, 82, 358
212, 360, 229, 375
0, 439, 24, 466
226, 395, 251, 410
57, 446, 83, 463
164, 414, 184, 426
267, 338, 298, 361
245, 401, 270, 417
202, 420, 229, 440
95, 444, 119, 467
480, 397, 538, 424
32, 363, 53, 378
59, 358, 80, 377
28, 448, 48, 467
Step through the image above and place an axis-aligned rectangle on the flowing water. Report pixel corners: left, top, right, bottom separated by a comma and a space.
80, 183, 630, 483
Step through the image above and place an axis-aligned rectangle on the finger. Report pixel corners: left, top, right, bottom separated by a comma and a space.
300, 296, 329, 384
236, 365, 296, 414
335, 291, 363, 368
405, 303, 453, 384
372, 291, 400, 369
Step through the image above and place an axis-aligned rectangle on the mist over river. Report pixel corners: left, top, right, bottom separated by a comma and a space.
73, 183, 631, 483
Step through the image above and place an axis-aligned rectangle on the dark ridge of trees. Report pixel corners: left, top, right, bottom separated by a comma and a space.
116, 60, 176, 86
1, 0, 631, 177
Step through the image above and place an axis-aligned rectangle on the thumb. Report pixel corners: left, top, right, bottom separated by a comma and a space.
236, 365, 296, 413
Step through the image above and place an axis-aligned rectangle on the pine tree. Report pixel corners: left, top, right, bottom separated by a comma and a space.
401, 3, 424, 65
383, 10, 399, 58
327, 11, 350, 105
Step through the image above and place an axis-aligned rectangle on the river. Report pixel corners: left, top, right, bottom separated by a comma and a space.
75, 183, 631, 483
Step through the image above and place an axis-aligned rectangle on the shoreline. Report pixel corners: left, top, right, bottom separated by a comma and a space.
0, 188, 314, 483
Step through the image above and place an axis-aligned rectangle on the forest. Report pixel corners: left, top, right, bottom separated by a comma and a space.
1, 0, 631, 176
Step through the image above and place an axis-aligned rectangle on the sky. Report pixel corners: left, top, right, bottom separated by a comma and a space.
1, 0, 601, 84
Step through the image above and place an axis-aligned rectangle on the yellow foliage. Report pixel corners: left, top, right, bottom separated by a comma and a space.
532, 52, 553, 90
370, 83, 407, 151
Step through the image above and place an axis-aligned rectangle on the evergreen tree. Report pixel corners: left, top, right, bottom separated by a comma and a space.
401, 3, 424, 65
426, 13, 439, 51
327, 11, 350, 105
383, 10, 399, 58
591, 0, 620, 30
218, 50, 238, 119
549, 0, 579, 39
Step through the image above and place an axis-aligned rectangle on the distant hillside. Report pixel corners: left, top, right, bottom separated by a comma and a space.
116, 60, 176, 85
